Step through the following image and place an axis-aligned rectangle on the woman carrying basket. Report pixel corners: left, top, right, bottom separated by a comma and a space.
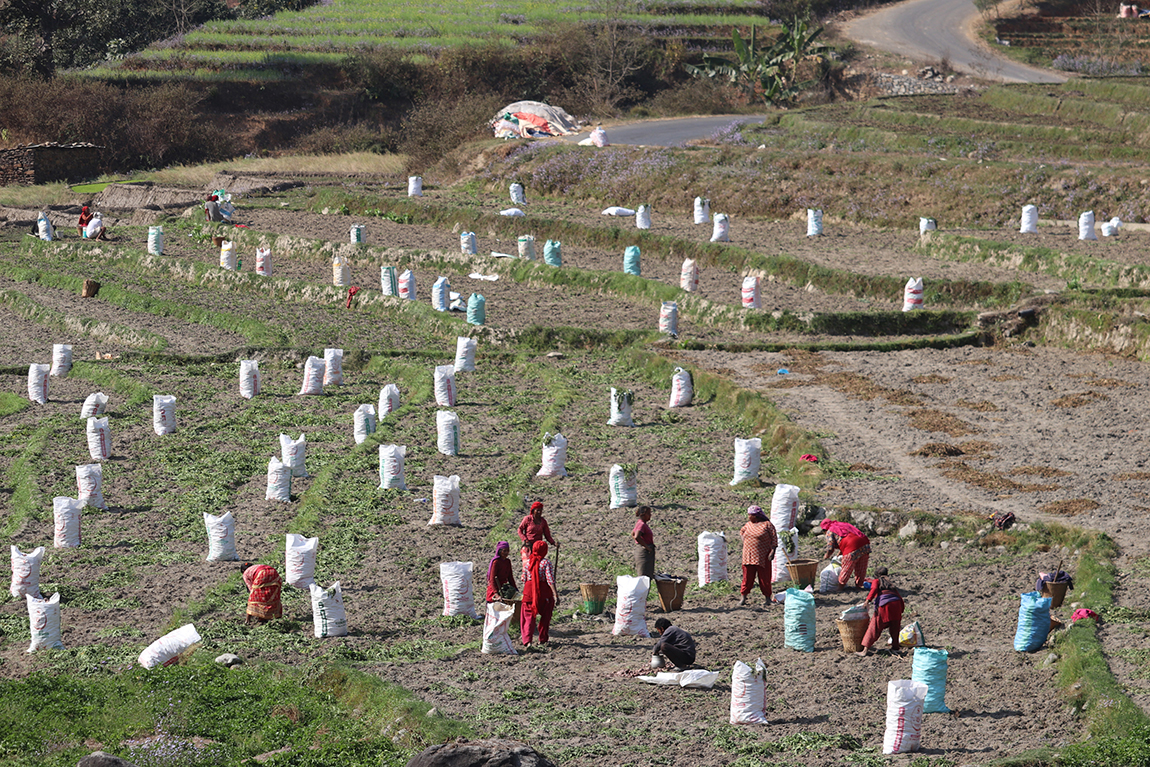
857, 567, 904, 657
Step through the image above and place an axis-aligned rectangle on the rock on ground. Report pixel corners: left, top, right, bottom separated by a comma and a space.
406, 739, 557, 767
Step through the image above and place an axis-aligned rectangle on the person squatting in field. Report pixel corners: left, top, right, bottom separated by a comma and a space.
521, 540, 557, 647
241, 562, 282, 624
822, 519, 870, 589
652, 617, 696, 670
738, 505, 777, 606
518, 500, 556, 582
858, 566, 904, 656
486, 541, 518, 602
633, 505, 655, 579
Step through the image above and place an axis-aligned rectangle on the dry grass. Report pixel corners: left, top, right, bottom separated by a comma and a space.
956, 358, 993, 366
1051, 392, 1107, 408
911, 373, 951, 384
1010, 466, 1073, 478
0, 182, 77, 208
1067, 373, 1134, 388
823, 372, 923, 405
911, 443, 965, 457
1113, 472, 1150, 481
956, 399, 999, 412
849, 463, 883, 472
940, 462, 1058, 492
958, 440, 996, 455
135, 152, 409, 187
905, 408, 979, 437
781, 349, 832, 374
1041, 498, 1101, 516
990, 374, 1025, 382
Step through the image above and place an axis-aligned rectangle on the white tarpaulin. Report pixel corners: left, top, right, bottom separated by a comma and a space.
492, 101, 581, 138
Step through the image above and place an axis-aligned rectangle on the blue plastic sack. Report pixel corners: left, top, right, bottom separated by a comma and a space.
1014, 591, 1051, 652
911, 647, 950, 713
544, 240, 562, 268
466, 293, 486, 326
623, 245, 641, 276
783, 587, 815, 652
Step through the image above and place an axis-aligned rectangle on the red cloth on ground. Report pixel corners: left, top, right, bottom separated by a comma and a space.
740, 564, 771, 596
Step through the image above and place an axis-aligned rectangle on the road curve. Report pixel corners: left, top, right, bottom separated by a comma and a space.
844, 0, 1066, 83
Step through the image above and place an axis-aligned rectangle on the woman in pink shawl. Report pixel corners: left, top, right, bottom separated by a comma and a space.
821, 519, 870, 589
486, 541, 517, 602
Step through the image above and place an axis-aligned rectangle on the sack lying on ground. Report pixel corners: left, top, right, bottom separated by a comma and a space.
602, 206, 635, 217
138, 624, 201, 669
900, 620, 927, 648
819, 563, 842, 594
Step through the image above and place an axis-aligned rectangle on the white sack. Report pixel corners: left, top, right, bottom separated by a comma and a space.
27, 363, 48, 405
770, 484, 801, 583
138, 624, 200, 669
285, 533, 318, 589
601, 206, 635, 217
279, 433, 308, 478
36, 212, 54, 241
1102, 217, 1122, 237
730, 659, 768, 724
266, 456, 292, 502
323, 348, 344, 387
693, 197, 710, 225
220, 240, 236, 270
86, 416, 111, 460
152, 394, 177, 436
819, 563, 842, 594
408, 176, 423, 197
659, 301, 678, 336
81, 392, 108, 419
53, 496, 83, 549
741, 276, 760, 309
378, 444, 407, 490
711, 213, 730, 243
807, 209, 823, 236
350, 224, 366, 244
883, 680, 928, 754
731, 438, 762, 485
590, 126, 609, 147
1078, 211, 1097, 241
10, 546, 44, 600
440, 561, 480, 618
608, 388, 634, 426
76, 463, 106, 510
698, 531, 728, 586
612, 575, 650, 637
434, 364, 457, 406
454, 337, 477, 372
148, 225, 163, 255
636, 204, 651, 229
499, 208, 525, 217
1020, 205, 1038, 234
919, 217, 937, 236
50, 344, 72, 377
437, 410, 461, 456
298, 356, 324, 395
204, 511, 238, 562
518, 235, 536, 260
332, 255, 350, 287
680, 258, 699, 292
668, 367, 693, 408
256, 247, 272, 277
430, 474, 462, 526
239, 360, 261, 399
379, 384, 401, 416
432, 276, 450, 312
27, 592, 63, 653
482, 600, 518, 655
537, 432, 568, 478
353, 404, 377, 444
310, 581, 348, 638
399, 269, 416, 300
459, 232, 477, 255
902, 277, 924, 312
609, 464, 639, 509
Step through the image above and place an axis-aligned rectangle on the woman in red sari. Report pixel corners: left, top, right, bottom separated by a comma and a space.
242, 563, 282, 623
520, 540, 557, 647
486, 541, 517, 602
821, 520, 870, 589
858, 567, 904, 656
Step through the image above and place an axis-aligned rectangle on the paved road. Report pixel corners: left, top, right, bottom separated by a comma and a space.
844, 0, 1066, 83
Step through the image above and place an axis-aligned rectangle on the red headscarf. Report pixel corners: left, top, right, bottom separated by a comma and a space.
524, 540, 550, 607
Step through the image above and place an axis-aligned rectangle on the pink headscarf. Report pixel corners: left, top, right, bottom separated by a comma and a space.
820, 519, 862, 538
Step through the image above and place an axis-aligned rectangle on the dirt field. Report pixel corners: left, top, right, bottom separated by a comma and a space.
0, 183, 1145, 765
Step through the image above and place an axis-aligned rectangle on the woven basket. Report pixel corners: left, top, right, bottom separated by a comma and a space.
1041, 580, 1069, 608
786, 559, 819, 589
836, 618, 869, 653
579, 583, 610, 614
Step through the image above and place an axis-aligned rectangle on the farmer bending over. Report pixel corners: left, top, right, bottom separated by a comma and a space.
652, 618, 696, 671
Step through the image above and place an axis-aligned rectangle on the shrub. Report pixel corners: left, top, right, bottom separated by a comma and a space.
646, 78, 742, 116
292, 123, 397, 155
399, 92, 508, 173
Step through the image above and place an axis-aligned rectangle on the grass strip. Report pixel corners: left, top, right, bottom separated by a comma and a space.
1, 418, 57, 538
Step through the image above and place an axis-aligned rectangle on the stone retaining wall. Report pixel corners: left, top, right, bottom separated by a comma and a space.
872, 73, 960, 96
0, 143, 102, 186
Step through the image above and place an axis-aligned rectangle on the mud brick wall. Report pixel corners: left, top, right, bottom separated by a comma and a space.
0, 144, 102, 186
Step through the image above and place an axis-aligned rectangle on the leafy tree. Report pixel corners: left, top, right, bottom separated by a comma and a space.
0, 0, 84, 77
684, 19, 830, 106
